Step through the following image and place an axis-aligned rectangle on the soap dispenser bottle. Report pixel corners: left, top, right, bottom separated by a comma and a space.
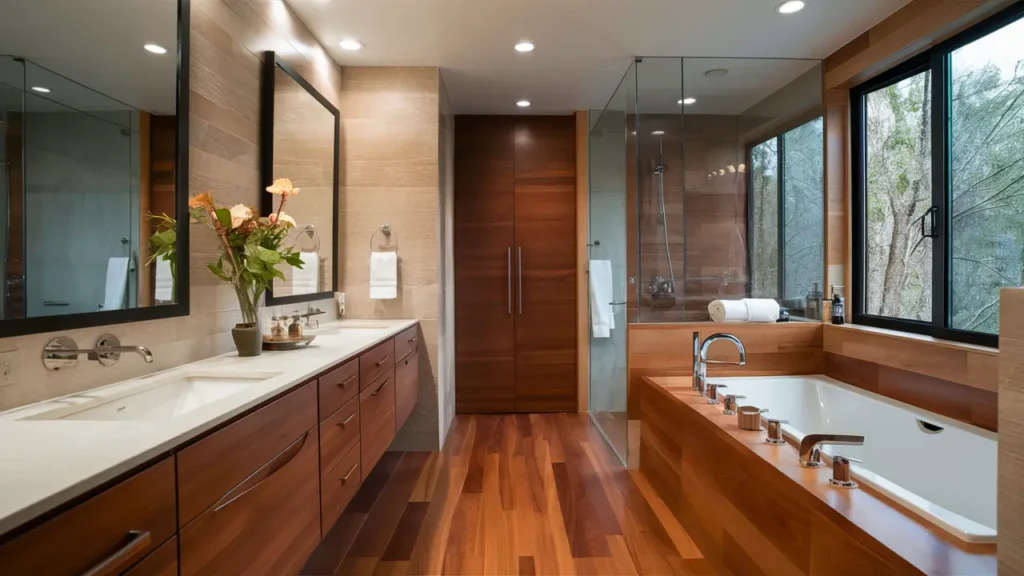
830, 285, 846, 325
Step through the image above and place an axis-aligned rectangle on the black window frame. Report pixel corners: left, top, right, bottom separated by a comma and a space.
746, 117, 825, 317
851, 2, 1024, 349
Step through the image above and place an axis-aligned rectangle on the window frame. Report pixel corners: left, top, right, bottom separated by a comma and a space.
850, 2, 1024, 348
746, 117, 825, 316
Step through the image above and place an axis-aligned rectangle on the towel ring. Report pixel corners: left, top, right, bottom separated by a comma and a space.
370, 224, 399, 253
297, 225, 320, 253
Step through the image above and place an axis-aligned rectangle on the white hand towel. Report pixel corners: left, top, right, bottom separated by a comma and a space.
743, 298, 781, 323
292, 252, 320, 295
370, 251, 398, 300
103, 257, 130, 311
708, 299, 748, 322
589, 260, 615, 338
154, 258, 174, 302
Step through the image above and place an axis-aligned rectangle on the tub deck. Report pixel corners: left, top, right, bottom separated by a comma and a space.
639, 375, 996, 576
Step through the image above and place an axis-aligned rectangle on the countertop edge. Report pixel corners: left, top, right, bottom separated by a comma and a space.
0, 319, 418, 538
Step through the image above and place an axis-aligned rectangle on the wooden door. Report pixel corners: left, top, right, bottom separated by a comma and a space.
454, 116, 517, 413
513, 116, 578, 412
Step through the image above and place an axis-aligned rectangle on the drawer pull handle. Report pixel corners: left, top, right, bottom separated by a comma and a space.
374, 356, 389, 367
213, 431, 309, 513
341, 463, 358, 484
371, 378, 389, 396
336, 374, 356, 389
408, 337, 418, 343
338, 414, 355, 428
81, 530, 152, 576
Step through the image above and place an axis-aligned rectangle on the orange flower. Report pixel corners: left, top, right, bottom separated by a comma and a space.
188, 192, 215, 210
266, 178, 300, 196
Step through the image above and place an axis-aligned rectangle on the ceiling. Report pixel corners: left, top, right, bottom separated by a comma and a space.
286, 0, 910, 115
0, 0, 178, 115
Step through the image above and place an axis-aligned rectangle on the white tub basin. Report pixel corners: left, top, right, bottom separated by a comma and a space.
22, 370, 282, 422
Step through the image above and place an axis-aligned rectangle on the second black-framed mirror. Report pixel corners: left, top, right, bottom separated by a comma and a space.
260, 51, 339, 306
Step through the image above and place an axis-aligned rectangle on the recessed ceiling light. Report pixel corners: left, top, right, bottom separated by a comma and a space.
144, 43, 168, 55
339, 39, 364, 51
516, 100, 531, 108
705, 68, 729, 78
651, 130, 665, 136
31, 86, 50, 94
776, 0, 805, 14
681, 97, 697, 105
514, 41, 535, 53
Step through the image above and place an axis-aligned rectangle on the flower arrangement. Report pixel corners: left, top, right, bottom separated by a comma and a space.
188, 178, 305, 327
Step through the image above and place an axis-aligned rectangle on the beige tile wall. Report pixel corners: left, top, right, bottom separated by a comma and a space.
999, 287, 1024, 574
335, 66, 443, 451
0, 0, 342, 411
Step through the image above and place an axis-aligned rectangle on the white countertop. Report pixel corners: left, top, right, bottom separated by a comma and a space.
0, 318, 417, 537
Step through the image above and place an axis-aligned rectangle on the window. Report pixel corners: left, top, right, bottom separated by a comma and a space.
749, 118, 824, 316
852, 4, 1024, 346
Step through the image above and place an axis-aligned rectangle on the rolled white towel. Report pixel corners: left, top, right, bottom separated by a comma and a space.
743, 298, 781, 323
708, 299, 748, 322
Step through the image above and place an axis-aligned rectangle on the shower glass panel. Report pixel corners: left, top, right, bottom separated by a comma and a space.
587, 62, 635, 465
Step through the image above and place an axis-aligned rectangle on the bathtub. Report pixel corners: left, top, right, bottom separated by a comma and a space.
708, 374, 997, 543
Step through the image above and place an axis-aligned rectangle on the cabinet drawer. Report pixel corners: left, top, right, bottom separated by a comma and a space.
179, 427, 320, 576
360, 370, 396, 478
0, 457, 176, 576
395, 351, 418, 432
359, 338, 395, 390
318, 359, 358, 420
321, 445, 361, 534
124, 535, 178, 576
177, 382, 317, 527
319, 395, 360, 480
394, 324, 419, 362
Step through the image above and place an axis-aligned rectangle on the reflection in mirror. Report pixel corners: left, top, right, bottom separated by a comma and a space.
0, 0, 181, 320
262, 54, 338, 301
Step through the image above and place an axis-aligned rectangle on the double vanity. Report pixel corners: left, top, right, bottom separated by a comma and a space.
0, 319, 420, 575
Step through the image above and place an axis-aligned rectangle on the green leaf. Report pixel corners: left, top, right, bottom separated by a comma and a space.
215, 208, 232, 229
206, 258, 231, 282
255, 246, 281, 265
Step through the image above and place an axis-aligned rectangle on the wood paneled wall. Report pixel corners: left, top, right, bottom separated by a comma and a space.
999, 288, 1024, 574
575, 111, 589, 413
639, 376, 996, 576
627, 323, 824, 418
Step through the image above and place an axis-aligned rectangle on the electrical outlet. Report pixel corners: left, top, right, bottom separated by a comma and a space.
0, 349, 20, 387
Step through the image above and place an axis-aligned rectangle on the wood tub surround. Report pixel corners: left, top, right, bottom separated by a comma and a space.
639, 376, 996, 576
0, 322, 421, 575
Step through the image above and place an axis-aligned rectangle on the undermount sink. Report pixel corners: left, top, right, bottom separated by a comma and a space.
23, 370, 282, 422
324, 320, 399, 330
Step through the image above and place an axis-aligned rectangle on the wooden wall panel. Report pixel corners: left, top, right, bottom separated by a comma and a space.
639, 376, 997, 576
575, 111, 589, 413
628, 323, 824, 418
998, 288, 1024, 574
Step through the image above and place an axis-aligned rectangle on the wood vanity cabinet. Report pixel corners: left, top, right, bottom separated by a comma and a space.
395, 351, 418, 431
0, 457, 176, 576
360, 370, 396, 478
317, 358, 358, 418
360, 338, 395, 389
124, 536, 178, 576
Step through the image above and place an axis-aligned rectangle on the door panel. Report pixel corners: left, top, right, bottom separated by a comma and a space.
514, 116, 577, 413
454, 116, 517, 413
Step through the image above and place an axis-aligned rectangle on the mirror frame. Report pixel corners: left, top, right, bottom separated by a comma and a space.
0, 0, 191, 338
260, 51, 340, 306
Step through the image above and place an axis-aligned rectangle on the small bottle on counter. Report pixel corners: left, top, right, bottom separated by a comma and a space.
289, 314, 303, 339
830, 285, 846, 325
805, 282, 822, 320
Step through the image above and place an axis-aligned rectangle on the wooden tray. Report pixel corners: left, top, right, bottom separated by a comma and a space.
262, 335, 316, 351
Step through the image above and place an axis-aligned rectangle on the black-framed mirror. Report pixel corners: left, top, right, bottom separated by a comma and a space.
0, 0, 190, 337
260, 52, 339, 306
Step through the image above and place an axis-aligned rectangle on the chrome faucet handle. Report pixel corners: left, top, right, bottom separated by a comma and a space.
798, 434, 865, 468
829, 454, 863, 488
765, 418, 789, 445
705, 383, 726, 404
722, 394, 745, 415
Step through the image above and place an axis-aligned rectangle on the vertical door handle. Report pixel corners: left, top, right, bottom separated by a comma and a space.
507, 247, 512, 315
517, 247, 523, 315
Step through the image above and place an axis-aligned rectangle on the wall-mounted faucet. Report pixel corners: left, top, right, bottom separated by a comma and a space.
42, 334, 153, 371
798, 433, 865, 468
692, 332, 746, 397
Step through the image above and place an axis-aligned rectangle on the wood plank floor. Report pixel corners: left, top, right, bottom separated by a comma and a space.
302, 413, 711, 575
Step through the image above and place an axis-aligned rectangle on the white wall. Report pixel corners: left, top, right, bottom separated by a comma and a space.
437, 72, 456, 447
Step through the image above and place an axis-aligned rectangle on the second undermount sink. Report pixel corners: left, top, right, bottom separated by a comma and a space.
22, 370, 282, 422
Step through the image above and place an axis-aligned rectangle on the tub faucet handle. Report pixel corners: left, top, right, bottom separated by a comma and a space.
722, 394, 745, 415
705, 383, 726, 404
829, 454, 863, 489
765, 418, 789, 445
798, 434, 865, 468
